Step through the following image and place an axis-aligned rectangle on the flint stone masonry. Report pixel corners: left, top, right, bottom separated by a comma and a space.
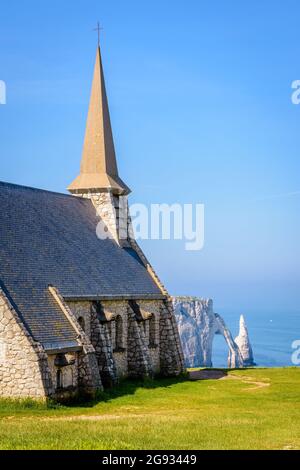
90, 300, 118, 386
66, 298, 183, 383
138, 300, 160, 374
50, 289, 102, 396
0, 289, 53, 398
80, 192, 131, 245
47, 352, 78, 391
127, 302, 153, 378
67, 301, 92, 339
0, 287, 103, 400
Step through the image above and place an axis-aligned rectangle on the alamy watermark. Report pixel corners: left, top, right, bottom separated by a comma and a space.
291, 340, 300, 365
95, 197, 205, 252
0, 80, 6, 104
291, 80, 300, 104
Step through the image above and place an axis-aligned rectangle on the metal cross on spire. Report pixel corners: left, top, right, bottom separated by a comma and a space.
93, 21, 103, 47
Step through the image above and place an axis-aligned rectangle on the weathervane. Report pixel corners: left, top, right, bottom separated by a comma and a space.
93, 21, 103, 47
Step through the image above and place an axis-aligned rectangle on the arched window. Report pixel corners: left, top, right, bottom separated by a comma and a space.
149, 314, 156, 347
115, 315, 123, 351
78, 316, 85, 332
56, 369, 62, 389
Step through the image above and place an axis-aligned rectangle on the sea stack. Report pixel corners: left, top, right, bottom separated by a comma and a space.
234, 315, 255, 366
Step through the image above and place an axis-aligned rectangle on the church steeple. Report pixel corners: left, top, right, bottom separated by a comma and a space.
68, 44, 130, 195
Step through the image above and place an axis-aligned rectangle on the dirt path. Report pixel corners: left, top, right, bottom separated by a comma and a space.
189, 369, 270, 391
224, 374, 270, 391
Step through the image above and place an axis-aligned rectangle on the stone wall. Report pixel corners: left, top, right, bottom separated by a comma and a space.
159, 300, 185, 376
99, 300, 129, 380
46, 347, 101, 400
127, 302, 153, 378
138, 300, 161, 374
0, 288, 183, 399
89, 301, 118, 387
49, 288, 102, 397
0, 289, 53, 399
66, 298, 183, 383
80, 192, 130, 245
47, 352, 78, 393
0, 286, 103, 400
67, 301, 91, 339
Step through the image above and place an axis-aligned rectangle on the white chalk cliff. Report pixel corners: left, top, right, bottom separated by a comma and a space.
173, 297, 255, 368
234, 315, 255, 366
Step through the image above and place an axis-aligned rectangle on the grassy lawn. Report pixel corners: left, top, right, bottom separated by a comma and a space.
0, 367, 299, 450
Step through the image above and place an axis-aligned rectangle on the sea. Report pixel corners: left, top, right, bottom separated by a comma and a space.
211, 310, 300, 368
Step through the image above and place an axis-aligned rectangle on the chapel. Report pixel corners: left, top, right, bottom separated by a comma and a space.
0, 42, 184, 399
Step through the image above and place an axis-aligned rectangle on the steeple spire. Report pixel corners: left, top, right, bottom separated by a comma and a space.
68, 43, 130, 195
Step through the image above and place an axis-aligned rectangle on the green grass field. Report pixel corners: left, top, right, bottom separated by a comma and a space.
0, 367, 299, 450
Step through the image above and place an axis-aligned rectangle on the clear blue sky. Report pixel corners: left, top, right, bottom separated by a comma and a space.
0, 0, 299, 313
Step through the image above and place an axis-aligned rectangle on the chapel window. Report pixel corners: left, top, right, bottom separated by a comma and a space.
149, 314, 156, 347
56, 369, 63, 389
115, 315, 123, 351
78, 316, 85, 332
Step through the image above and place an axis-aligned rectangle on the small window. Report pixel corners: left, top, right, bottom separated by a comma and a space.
56, 369, 63, 389
78, 316, 85, 332
107, 321, 112, 339
115, 316, 123, 351
149, 314, 156, 347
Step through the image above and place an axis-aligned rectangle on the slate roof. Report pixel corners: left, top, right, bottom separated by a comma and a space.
0, 181, 163, 350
